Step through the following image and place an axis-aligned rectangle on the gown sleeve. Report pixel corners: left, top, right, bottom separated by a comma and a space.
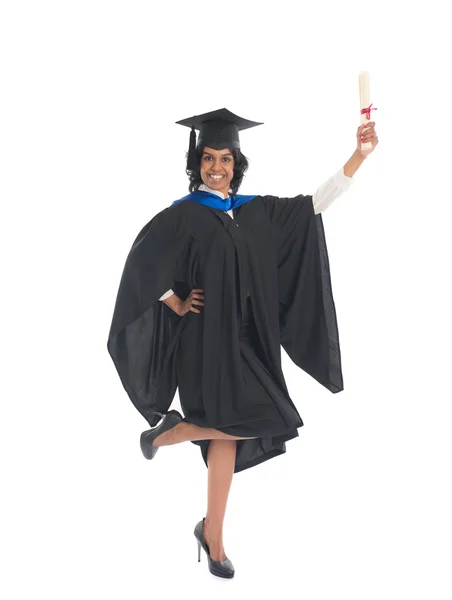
107, 208, 194, 426
261, 193, 344, 393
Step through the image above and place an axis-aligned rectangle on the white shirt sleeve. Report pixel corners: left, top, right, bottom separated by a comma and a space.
312, 167, 354, 215
159, 289, 175, 301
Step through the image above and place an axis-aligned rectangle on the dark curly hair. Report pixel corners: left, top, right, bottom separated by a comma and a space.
186, 146, 249, 196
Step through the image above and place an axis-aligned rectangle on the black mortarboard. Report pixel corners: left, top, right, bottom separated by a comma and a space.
175, 107, 264, 170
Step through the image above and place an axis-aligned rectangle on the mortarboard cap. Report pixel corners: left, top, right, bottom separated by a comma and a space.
175, 107, 263, 170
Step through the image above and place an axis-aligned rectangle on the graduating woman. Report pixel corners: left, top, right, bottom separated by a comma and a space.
106, 107, 378, 578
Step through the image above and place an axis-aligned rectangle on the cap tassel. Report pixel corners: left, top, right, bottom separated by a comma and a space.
187, 122, 198, 170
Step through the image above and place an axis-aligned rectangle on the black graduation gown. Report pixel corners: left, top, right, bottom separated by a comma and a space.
106, 193, 344, 473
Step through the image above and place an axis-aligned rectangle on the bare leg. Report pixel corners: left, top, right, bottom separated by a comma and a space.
203, 439, 236, 561
153, 421, 257, 448
152, 423, 248, 562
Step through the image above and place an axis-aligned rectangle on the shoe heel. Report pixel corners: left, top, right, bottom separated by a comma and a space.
197, 540, 201, 562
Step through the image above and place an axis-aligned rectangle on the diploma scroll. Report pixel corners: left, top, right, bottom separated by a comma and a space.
359, 71, 377, 150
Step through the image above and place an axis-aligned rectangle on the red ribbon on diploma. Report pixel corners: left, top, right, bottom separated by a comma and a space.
361, 103, 378, 120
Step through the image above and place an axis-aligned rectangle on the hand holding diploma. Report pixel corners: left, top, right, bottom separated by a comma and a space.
356, 120, 379, 158
356, 70, 379, 159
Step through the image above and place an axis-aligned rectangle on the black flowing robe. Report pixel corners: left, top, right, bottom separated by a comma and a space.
107, 193, 344, 473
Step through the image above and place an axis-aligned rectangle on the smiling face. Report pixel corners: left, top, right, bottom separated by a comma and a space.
200, 146, 235, 198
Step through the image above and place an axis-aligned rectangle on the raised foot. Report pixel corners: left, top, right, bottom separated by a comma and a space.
152, 421, 185, 448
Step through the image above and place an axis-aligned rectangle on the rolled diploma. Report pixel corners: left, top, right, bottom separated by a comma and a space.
359, 71, 372, 150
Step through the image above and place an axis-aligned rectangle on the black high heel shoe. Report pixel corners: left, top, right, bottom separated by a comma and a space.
140, 410, 184, 460
194, 518, 235, 579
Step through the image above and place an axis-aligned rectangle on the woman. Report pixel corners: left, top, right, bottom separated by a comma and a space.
107, 107, 378, 578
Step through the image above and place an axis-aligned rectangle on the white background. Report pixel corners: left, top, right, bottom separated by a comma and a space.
1, 0, 451, 598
